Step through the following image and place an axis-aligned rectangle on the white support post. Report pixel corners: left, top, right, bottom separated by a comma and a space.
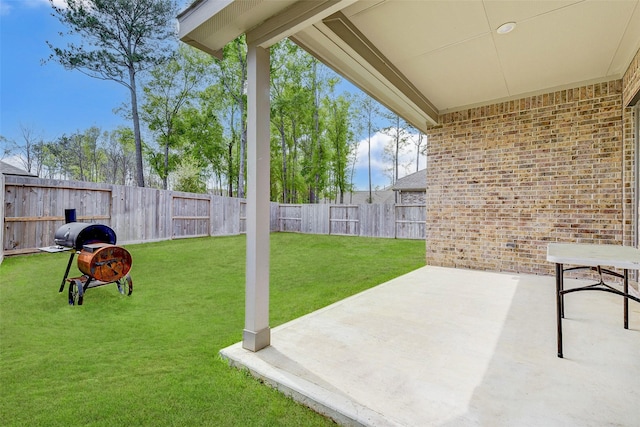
243, 43, 271, 352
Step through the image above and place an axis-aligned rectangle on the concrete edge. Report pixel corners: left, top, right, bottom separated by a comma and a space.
219, 343, 402, 427
216, 268, 431, 426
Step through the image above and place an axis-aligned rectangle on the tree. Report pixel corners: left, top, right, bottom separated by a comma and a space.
214, 36, 248, 198
49, 128, 100, 181
172, 158, 207, 193
175, 102, 225, 193
104, 127, 137, 185
408, 129, 425, 172
1, 125, 47, 176
270, 40, 314, 203
46, 0, 178, 187
306, 58, 337, 203
81, 126, 105, 182
142, 44, 212, 189
0, 135, 9, 160
269, 41, 348, 204
381, 111, 410, 185
18, 126, 126, 182
356, 95, 379, 203
17, 125, 43, 174
324, 95, 353, 204
37, 143, 59, 180
192, 85, 234, 195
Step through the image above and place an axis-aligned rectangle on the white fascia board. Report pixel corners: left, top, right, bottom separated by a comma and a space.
178, 0, 236, 41
247, 0, 357, 48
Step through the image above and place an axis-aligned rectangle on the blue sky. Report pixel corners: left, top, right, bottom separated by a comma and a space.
1, 0, 131, 145
0, 0, 424, 191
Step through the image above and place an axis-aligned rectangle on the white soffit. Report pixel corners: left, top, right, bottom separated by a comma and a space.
178, 0, 354, 56
179, 0, 640, 124
178, 0, 310, 56
338, 0, 640, 113
493, 1, 638, 96
607, 1, 640, 76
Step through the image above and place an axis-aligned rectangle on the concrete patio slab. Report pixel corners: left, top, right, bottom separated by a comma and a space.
220, 266, 640, 426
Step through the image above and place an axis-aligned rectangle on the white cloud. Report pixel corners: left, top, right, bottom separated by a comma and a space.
32, 0, 68, 7
354, 131, 387, 168
352, 129, 426, 187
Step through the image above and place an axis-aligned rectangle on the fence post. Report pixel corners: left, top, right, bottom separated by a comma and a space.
394, 204, 399, 239
0, 172, 4, 264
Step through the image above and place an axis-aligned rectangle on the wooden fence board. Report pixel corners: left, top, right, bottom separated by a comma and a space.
270, 202, 280, 232
239, 201, 247, 234
395, 205, 425, 240
360, 203, 396, 238
301, 204, 329, 234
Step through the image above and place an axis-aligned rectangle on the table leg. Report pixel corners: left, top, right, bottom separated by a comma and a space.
624, 269, 629, 329
556, 263, 563, 358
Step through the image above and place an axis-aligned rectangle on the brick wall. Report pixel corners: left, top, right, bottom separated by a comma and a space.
622, 106, 635, 248
622, 48, 640, 249
623, 48, 640, 106
426, 81, 624, 275
400, 191, 426, 205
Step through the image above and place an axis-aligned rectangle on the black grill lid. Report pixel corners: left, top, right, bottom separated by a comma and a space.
54, 222, 116, 249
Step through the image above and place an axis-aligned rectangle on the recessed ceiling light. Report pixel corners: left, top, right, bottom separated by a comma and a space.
496, 22, 516, 35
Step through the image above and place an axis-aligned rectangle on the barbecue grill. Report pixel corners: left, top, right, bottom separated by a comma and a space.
54, 219, 133, 306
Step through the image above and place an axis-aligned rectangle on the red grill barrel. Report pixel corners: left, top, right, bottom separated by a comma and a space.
77, 243, 132, 282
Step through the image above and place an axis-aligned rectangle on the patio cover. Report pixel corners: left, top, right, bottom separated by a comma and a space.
177, 0, 640, 351
178, 0, 640, 132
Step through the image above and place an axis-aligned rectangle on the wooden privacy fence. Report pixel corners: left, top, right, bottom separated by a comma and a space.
278, 203, 425, 239
1, 176, 424, 258
2, 176, 253, 256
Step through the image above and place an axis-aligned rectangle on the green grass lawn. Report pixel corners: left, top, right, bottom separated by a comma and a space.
0, 233, 425, 426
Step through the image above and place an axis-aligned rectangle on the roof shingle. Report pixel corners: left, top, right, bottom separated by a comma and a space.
392, 169, 426, 191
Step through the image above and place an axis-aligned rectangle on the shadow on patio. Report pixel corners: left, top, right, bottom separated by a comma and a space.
221, 266, 640, 426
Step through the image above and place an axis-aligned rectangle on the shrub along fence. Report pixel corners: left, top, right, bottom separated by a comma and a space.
1, 176, 425, 260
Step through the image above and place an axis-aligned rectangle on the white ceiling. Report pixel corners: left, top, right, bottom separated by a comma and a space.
342, 0, 640, 111
178, 0, 640, 131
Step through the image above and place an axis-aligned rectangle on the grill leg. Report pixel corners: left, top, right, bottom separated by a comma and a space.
59, 252, 76, 292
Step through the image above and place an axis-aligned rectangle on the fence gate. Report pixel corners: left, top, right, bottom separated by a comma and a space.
279, 204, 302, 232
329, 205, 359, 236
171, 195, 210, 238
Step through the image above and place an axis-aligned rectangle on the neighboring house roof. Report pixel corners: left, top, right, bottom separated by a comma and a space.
0, 160, 37, 177
392, 169, 426, 191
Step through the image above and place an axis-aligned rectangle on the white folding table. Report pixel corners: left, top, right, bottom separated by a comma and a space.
547, 243, 640, 358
